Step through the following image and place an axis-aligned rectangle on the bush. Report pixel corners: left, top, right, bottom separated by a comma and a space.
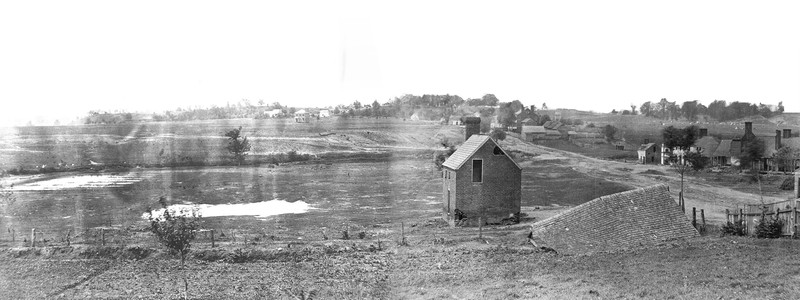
754, 216, 783, 239
720, 221, 745, 236
146, 197, 201, 266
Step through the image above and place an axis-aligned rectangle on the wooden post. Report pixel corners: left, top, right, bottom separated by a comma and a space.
700, 209, 706, 232
101, 228, 105, 246
66, 229, 72, 246
692, 207, 697, 229
725, 209, 730, 224
30, 228, 36, 247
401, 222, 406, 245
739, 208, 745, 234
793, 206, 798, 238
11, 228, 15, 243
478, 217, 483, 239
210, 229, 215, 248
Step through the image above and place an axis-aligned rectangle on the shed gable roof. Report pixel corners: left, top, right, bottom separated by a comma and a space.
442, 135, 520, 170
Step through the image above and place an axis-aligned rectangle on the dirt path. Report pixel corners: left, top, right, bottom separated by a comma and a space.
501, 136, 782, 224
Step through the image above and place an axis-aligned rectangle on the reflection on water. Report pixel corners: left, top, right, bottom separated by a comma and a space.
143, 200, 313, 220
0, 160, 443, 243
9, 174, 144, 191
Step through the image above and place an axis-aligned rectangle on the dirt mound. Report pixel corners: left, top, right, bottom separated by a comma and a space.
529, 184, 698, 255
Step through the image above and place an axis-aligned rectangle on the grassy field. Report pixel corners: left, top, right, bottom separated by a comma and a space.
0, 118, 461, 172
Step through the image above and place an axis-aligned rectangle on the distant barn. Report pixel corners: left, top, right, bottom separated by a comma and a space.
441, 117, 522, 225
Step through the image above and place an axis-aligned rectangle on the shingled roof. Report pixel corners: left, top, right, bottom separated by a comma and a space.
441, 135, 520, 170
529, 184, 698, 254
713, 139, 732, 157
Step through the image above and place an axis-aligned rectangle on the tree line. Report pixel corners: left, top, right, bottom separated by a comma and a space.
639, 99, 784, 122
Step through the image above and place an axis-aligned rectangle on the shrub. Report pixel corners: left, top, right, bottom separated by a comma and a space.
754, 216, 783, 239
720, 221, 745, 236
146, 197, 201, 266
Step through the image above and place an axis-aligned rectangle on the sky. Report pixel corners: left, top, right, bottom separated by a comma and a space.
1, 1, 798, 126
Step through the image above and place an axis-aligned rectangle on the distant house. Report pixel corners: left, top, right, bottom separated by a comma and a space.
521, 126, 547, 142
266, 109, 282, 118
692, 136, 720, 162
542, 121, 563, 130
294, 109, 309, 123
318, 110, 330, 118
409, 112, 420, 121
442, 119, 521, 225
638, 143, 659, 164
449, 115, 463, 125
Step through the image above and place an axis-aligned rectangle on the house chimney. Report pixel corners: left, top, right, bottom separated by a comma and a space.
776, 130, 782, 151
644, 138, 650, 144
744, 122, 753, 135
784, 129, 792, 139
699, 128, 708, 137
464, 117, 481, 140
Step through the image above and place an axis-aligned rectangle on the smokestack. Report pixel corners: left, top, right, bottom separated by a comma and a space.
776, 130, 782, 151
699, 128, 708, 137
744, 122, 753, 135
464, 117, 481, 141
784, 129, 792, 139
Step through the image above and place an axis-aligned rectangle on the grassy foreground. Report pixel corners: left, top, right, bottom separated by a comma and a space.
2, 228, 800, 299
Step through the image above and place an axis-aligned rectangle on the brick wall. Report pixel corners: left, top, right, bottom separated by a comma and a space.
529, 184, 698, 254
453, 140, 521, 222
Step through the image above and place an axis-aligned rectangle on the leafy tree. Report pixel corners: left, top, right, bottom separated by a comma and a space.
225, 126, 251, 165
603, 125, 617, 140
630, 104, 637, 115
740, 137, 767, 203
490, 128, 507, 141
775, 146, 799, 172
681, 100, 700, 121
640, 101, 653, 117
611, 109, 617, 114
496, 103, 517, 128
147, 197, 201, 266
662, 125, 707, 201
352, 101, 362, 110
541, 103, 548, 110
482, 94, 500, 106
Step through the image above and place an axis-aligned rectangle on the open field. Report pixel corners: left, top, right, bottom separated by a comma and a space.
0, 118, 461, 171
2, 117, 798, 298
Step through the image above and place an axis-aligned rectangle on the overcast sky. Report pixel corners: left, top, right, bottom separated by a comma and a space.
1, 1, 798, 126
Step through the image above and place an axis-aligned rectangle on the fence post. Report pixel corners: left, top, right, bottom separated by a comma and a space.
725, 209, 730, 224
793, 206, 798, 238
401, 222, 406, 246
739, 209, 745, 235
30, 228, 36, 247
478, 217, 483, 239
11, 228, 15, 243
101, 228, 105, 246
210, 229, 215, 248
692, 207, 697, 229
700, 209, 706, 232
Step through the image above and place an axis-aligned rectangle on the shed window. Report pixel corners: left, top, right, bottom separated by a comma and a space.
493, 146, 503, 155
472, 159, 483, 182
